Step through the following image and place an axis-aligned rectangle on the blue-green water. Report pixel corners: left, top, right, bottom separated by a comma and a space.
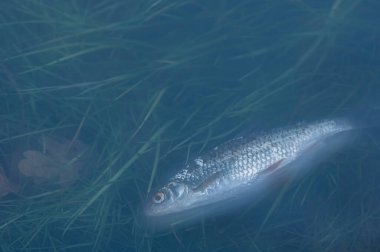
0, 1, 379, 251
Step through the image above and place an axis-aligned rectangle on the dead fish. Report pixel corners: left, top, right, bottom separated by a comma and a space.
144, 119, 353, 218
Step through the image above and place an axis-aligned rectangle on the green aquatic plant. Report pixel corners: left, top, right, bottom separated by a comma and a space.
0, 0, 379, 251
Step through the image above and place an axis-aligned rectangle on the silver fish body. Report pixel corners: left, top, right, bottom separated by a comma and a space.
145, 119, 353, 217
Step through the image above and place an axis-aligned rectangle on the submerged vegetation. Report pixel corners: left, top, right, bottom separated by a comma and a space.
0, 0, 379, 251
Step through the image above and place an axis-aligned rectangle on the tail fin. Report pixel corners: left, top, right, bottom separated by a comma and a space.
346, 85, 380, 129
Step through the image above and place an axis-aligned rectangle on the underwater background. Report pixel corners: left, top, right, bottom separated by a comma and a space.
0, 0, 380, 251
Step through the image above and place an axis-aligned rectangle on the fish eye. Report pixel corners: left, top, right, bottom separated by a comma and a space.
152, 192, 165, 204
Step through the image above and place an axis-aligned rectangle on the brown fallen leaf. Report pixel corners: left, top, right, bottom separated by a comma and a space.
18, 150, 60, 184
17, 135, 91, 187
0, 165, 17, 198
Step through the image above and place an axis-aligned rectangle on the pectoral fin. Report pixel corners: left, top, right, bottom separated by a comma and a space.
193, 172, 221, 192
259, 158, 285, 175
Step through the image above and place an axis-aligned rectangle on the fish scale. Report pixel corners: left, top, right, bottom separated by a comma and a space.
174, 119, 350, 189
145, 118, 353, 217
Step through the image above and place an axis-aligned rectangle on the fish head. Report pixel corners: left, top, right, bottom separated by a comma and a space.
144, 181, 191, 216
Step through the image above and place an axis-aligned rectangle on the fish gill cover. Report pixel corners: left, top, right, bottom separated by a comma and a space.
0, 0, 379, 251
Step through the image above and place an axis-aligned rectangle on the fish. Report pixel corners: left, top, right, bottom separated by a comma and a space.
144, 119, 354, 218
